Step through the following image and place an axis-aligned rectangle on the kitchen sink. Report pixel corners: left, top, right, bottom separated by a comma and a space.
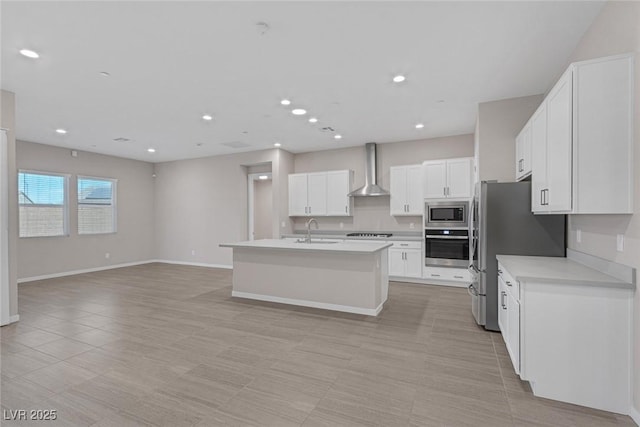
295, 239, 340, 244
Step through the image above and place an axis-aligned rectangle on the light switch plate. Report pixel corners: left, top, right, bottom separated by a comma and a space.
616, 234, 624, 252
576, 229, 581, 243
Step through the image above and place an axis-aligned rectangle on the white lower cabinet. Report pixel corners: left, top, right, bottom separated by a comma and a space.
498, 267, 520, 375
423, 266, 471, 283
388, 241, 422, 278
497, 257, 634, 414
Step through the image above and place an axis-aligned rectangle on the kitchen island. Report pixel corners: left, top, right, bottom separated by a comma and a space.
220, 239, 392, 316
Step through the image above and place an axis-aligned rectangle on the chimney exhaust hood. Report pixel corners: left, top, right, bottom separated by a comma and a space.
348, 142, 389, 197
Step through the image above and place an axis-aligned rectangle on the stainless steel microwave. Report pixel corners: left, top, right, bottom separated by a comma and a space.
425, 200, 469, 228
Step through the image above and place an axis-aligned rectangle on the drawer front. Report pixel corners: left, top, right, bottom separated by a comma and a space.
498, 263, 520, 300
424, 267, 471, 282
392, 241, 422, 249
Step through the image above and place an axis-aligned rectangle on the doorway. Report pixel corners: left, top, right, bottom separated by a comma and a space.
1, 129, 9, 326
248, 172, 273, 240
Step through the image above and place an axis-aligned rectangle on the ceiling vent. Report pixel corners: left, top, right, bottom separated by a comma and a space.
222, 141, 251, 149
320, 126, 335, 133
113, 137, 130, 142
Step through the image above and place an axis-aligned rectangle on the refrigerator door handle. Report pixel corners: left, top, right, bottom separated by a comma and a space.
468, 284, 478, 297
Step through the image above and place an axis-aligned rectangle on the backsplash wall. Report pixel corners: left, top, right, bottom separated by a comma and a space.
292, 134, 474, 232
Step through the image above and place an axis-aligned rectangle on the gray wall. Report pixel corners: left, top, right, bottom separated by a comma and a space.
2, 90, 18, 317
253, 179, 273, 240
17, 141, 156, 279
561, 0, 640, 412
293, 134, 474, 231
476, 94, 544, 182
153, 148, 293, 267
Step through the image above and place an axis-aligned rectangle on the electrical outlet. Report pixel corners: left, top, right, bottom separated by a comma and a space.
281, 221, 286, 228
105, 252, 110, 259
191, 250, 196, 256
576, 229, 581, 243
617, 234, 624, 252
409, 223, 415, 229
339, 222, 344, 229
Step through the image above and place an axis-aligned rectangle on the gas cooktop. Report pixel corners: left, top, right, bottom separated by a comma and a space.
346, 232, 393, 238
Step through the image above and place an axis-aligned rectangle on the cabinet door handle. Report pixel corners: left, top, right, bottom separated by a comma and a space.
545, 189, 549, 206
540, 189, 544, 206
431, 273, 440, 277
501, 291, 507, 309
454, 275, 464, 279
447, 187, 450, 196
506, 281, 512, 287
498, 269, 503, 276
345, 205, 348, 214
400, 243, 408, 246
443, 187, 446, 196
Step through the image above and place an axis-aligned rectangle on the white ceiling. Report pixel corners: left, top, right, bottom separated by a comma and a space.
1, 1, 603, 163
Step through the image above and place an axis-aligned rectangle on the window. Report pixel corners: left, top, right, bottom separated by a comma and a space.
18, 171, 68, 237
78, 176, 116, 234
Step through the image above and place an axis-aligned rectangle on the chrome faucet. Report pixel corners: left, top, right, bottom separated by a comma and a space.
305, 218, 318, 243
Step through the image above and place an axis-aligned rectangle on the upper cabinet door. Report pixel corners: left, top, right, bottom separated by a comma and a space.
522, 124, 532, 178
288, 174, 308, 216
573, 55, 634, 214
530, 103, 548, 213
326, 170, 351, 216
545, 69, 573, 213
405, 165, 423, 214
446, 158, 472, 199
389, 166, 408, 215
515, 130, 524, 180
306, 172, 327, 216
422, 161, 447, 199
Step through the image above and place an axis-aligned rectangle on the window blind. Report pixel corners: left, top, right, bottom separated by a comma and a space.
78, 177, 116, 234
18, 171, 67, 237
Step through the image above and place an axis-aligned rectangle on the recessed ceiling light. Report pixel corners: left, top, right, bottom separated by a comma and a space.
19, 49, 39, 59
258, 175, 269, 180
147, 148, 156, 153
196, 143, 203, 147
334, 134, 342, 140
274, 143, 281, 147
55, 128, 67, 134
280, 99, 291, 106
392, 75, 406, 83
202, 114, 213, 121
99, 71, 110, 77
415, 123, 424, 129
292, 109, 306, 115
437, 100, 445, 103
308, 117, 318, 123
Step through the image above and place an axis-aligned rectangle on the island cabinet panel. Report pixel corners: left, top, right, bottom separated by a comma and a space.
288, 170, 352, 217
524, 53, 634, 214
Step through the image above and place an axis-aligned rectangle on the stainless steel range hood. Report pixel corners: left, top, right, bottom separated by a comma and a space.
348, 142, 389, 197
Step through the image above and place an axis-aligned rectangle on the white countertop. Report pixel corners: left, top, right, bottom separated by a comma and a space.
220, 239, 393, 254
496, 255, 634, 289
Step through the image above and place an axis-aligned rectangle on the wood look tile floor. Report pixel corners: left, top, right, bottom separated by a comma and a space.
0, 263, 635, 426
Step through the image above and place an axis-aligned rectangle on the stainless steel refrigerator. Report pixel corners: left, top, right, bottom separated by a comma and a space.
469, 181, 565, 331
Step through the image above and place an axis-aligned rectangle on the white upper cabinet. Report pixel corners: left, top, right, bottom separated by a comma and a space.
530, 103, 548, 213
422, 161, 447, 199
288, 174, 309, 216
288, 170, 352, 217
390, 165, 422, 215
306, 173, 328, 216
515, 122, 532, 181
326, 170, 353, 216
526, 54, 634, 214
423, 158, 473, 199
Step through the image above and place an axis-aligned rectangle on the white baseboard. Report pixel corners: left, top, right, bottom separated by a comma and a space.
390, 276, 469, 288
1, 314, 20, 326
629, 405, 640, 426
18, 260, 156, 283
152, 259, 232, 269
231, 290, 383, 316
18, 259, 233, 283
